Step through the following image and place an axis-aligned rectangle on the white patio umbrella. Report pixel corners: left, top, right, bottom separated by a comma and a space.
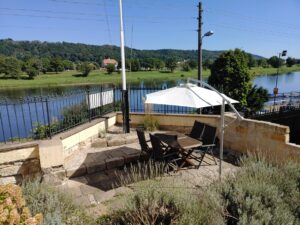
145, 78, 243, 178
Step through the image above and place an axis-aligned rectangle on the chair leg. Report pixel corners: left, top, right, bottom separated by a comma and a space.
208, 148, 218, 165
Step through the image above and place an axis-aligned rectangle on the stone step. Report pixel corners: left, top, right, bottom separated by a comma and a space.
91, 133, 138, 148
65, 147, 146, 178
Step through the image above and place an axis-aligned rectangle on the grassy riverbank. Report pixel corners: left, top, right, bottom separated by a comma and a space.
0, 65, 299, 89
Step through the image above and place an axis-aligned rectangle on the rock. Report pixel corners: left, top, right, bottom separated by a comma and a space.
66, 164, 87, 178
105, 157, 124, 169
91, 138, 108, 148
0, 175, 22, 185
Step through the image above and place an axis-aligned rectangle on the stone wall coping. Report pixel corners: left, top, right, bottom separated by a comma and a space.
124, 112, 290, 131
57, 118, 106, 140
0, 142, 38, 153
101, 112, 116, 119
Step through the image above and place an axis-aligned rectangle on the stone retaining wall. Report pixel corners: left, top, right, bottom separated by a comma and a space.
0, 143, 41, 185
0, 113, 117, 185
117, 113, 300, 164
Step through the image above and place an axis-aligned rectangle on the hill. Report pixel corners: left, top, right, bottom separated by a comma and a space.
0, 39, 263, 63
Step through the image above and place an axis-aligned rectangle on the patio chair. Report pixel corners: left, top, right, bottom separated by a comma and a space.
192, 124, 218, 168
188, 120, 205, 141
136, 129, 152, 157
149, 134, 182, 171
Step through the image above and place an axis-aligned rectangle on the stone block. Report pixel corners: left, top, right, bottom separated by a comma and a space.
85, 172, 110, 184
105, 157, 124, 170
91, 138, 108, 148
0, 175, 22, 185
39, 140, 64, 169
107, 137, 126, 147
42, 173, 63, 186
66, 164, 87, 178
85, 159, 106, 174
125, 135, 138, 144
0, 159, 40, 177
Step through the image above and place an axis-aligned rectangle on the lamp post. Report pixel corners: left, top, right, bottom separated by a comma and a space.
198, 30, 214, 84
273, 50, 287, 110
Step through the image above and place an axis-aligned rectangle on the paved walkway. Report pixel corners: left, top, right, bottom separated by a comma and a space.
57, 141, 238, 216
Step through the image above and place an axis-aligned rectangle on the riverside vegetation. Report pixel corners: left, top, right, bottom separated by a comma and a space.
0, 66, 300, 89
1, 157, 297, 225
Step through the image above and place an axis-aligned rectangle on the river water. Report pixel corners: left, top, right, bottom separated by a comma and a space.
0, 71, 300, 99
0, 71, 299, 142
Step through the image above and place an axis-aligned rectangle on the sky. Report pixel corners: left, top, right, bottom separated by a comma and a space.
0, 0, 300, 58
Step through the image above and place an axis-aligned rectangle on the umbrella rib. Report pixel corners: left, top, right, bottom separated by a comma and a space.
188, 86, 214, 107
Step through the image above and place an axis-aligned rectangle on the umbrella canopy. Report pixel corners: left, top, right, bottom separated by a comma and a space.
145, 83, 238, 108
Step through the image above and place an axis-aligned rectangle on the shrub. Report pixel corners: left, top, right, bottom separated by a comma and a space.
101, 157, 300, 225
142, 115, 159, 131
106, 64, 115, 74
220, 157, 300, 225
0, 184, 42, 225
22, 179, 97, 225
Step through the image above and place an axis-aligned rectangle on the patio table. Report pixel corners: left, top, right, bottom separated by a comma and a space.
153, 131, 202, 169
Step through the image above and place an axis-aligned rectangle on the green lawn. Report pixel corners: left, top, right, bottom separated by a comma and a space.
0, 65, 299, 89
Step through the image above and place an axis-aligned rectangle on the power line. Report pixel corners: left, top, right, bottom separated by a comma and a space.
103, 0, 113, 45
0, 7, 195, 21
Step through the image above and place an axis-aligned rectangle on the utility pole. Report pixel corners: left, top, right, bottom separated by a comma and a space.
197, 1, 203, 85
119, 0, 130, 133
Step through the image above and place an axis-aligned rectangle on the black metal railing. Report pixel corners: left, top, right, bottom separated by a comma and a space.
3, 86, 298, 143
0, 86, 116, 143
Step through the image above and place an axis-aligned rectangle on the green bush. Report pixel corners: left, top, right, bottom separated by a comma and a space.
142, 115, 159, 131
22, 179, 97, 225
101, 157, 300, 225
220, 158, 300, 225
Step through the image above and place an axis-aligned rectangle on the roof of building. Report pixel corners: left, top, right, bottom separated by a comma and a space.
102, 58, 118, 65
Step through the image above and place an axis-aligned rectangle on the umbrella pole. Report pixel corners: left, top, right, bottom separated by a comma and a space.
219, 98, 225, 180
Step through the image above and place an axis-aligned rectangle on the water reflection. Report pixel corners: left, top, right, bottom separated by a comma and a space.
0, 72, 299, 100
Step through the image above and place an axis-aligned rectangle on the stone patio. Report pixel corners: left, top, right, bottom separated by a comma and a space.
45, 127, 239, 216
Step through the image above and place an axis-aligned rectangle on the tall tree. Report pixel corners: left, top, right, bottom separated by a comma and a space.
166, 58, 177, 72
203, 59, 213, 70
208, 49, 252, 107
286, 57, 296, 67
0, 56, 22, 79
130, 59, 141, 72
246, 85, 269, 116
188, 59, 197, 70
50, 57, 64, 73
267, 56, 284, 68
76, 62, 94, 77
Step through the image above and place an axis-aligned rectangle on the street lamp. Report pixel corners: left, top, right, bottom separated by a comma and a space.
273, 50, 287, 110
198, 30, 214, 84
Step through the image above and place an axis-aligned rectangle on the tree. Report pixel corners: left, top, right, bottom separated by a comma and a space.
153, 58, 164, 70
203, 59, 213, 70
25, 57, 42, 75
50, 57, 64, 73
166, 58, 177, 72
130, 59, 141, 72
257, 58, 268, 68
188, 60, 197, 70
26, 67, 39, 80
0, 56, 22, 79
106, 64, 115, 74
208, 49, 252, 107
62, 60, 74, 70
246, 85, 269, 116
40, 57, 51, 73
182, 62, 191, 71
286, 57, 296, 67
267, 56, 284, 68
76, 62, 94, 77
247, 54, 257, 68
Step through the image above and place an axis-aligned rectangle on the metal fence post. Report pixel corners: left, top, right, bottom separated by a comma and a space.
87, 89, 91, 122
0, 111, 6, 144
45, 97, 52, 139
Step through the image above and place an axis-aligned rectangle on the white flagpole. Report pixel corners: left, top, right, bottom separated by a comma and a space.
119, 0, 130, 133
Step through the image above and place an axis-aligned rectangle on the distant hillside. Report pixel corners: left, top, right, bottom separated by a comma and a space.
0, 39, 263, 63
